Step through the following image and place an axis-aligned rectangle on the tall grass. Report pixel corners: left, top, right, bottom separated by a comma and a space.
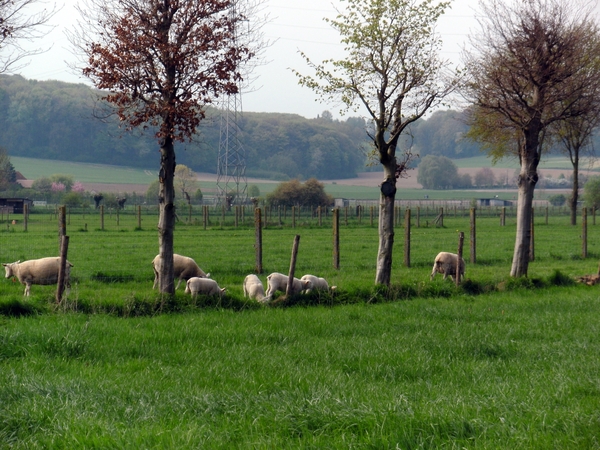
1, 288, 599, 448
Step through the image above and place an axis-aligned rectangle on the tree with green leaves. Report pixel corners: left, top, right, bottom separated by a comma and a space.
75, 0, 259, 294
0, 146, 16, 190
417, 155, 461, 190
295, 0, 457, 285
583, 177, 600, 211
462, 0, 600, 277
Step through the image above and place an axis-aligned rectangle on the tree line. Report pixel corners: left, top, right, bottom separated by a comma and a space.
0, 74, 495, 181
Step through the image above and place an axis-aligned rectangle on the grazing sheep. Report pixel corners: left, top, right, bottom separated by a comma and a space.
2, 257, 73, 296
152, 253, 209, 290
430, 252, 465, 282
243, 274, 267, 302
265, 272, 311, 299
184, 277, 226, 298
300, 274, 335, 294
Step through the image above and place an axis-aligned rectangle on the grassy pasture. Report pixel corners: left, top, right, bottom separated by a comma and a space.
1, 208, 600, 448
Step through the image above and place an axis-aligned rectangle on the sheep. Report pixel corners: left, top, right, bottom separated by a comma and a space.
265, 272, 311, 299
152, 253, 209, 290
243, 274, 267, 302
300, 274, 336, 294
2, 257, 73, 296
184, 277, 226, 298
430, 252, 465, 282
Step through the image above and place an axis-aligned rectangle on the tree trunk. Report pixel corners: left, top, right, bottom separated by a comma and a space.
569, 158, 579, 225
158, 137, 176, 294
510, 160, 538, 277
375, 163, 397, 285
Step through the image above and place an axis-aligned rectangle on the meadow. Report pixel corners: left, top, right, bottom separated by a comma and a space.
1, 206, 600, 448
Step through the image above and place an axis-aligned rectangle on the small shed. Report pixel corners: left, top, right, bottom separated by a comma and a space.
0, 198, 34, 214
477, 198, 513, 207
334, 198, 349, 208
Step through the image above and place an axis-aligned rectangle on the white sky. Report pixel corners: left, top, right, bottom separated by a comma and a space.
13, 0, 481, 119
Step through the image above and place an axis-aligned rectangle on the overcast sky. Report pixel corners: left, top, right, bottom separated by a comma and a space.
14, 0, 481, 119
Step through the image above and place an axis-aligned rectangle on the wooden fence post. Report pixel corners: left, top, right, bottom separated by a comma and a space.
255, 208, 263, 274
470, 207, 476, 264
137, 205, 142, 229
100, 205, 104, 231
457, 231, 464, 287
416, 206, 420, 228
333, 208, 340, 270
56, 235, 69, 303
286, 235, 301, 298
23, 203, 28, 231
500, 207, 505, 226
58, 205, 66, 252
404, 208, 411, 267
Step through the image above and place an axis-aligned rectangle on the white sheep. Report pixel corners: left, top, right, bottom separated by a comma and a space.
152, 253, 209, 290
243, 274, 267, 302
300, 274, 336, 294
265, 272, 311, 299
430, 252, 465, 282
2, 257, 73, 296
184, 277, 226, 298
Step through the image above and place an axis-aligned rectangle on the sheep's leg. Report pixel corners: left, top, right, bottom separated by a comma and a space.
24, 282, 31, 296
175, 278, 182, 290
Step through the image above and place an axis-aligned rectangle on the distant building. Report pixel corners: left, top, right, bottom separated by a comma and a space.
0, 197, 33, 214
477, 198, 513, 207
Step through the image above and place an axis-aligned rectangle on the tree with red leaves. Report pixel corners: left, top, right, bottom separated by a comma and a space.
75, 0, 257, 293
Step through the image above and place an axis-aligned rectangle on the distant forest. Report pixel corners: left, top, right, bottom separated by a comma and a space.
0, 74, 494, 180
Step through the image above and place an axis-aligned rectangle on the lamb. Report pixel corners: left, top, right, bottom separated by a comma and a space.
184, 277, 226, 298
430, 252, 465, 282
2, 257, 73, 296
152, 253, 209, 290
265, 272, 311, 299
300, 274, 336, 294
243, 274, 267, 302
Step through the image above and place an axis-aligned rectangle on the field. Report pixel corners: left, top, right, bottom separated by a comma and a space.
1, 207, 600, 448
12, 154, 598, 200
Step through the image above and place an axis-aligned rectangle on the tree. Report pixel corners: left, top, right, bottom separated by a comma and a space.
0, 0, 56, 73
295, 0, 457, 285
174, 164, 197, 205
552, 53, 600, 225
75, 0, 258, 294
462, 0, 599, 277
417, 155, 460, 190
266, 178, 333, 208
583, 177, 600, 210
473, 168, 495, 188
548, 194, 566, 207
0, 146, 16, 190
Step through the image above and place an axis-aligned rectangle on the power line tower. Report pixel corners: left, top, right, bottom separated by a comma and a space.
216, 91, 247, 208
216, 1, 247, 208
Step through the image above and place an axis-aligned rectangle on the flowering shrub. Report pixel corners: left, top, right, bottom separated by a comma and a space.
72, 181, 85, 193
51, 182, 66, 192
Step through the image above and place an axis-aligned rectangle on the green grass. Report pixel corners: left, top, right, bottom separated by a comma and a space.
1, 289, 599, 448
12, 154, 590, 201
2, 207, 600, 447
11, 156, 157, 185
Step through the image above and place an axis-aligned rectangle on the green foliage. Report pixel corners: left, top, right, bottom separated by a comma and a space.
266, 178, 333, 207
583, 176, 600, 209
0, 146, 16, 190
62, 191, 82, 207
548, 193, 567, 206
248, 184, 260, 198
417, 155, 470, 189
145, 180, 159, 204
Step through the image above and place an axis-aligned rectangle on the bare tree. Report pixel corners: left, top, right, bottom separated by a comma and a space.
295, 0, 458, 285
0, 0, 56, 73
462, 0, 600, 277
74, 0, 260, 294
174, 164, 197, 205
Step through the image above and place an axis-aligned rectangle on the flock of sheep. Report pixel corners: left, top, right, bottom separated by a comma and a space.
2, 251, 466, 299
